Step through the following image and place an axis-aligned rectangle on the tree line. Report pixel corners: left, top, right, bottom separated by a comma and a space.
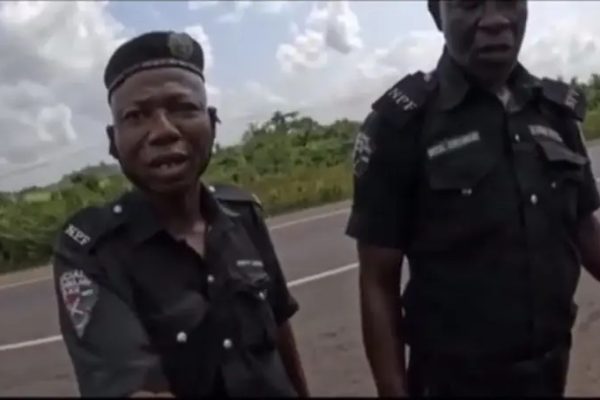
2, 74, 600, 273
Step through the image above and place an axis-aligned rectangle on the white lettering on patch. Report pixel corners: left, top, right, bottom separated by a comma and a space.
529, 125, 563, 144
387, 87, 418, 111
59, 269, 99, 338
236, 259, 264, 268
65, 224, 91, 246
427, 131, 481, 159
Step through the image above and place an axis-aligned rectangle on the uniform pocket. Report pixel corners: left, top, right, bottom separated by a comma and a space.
535, 138, 586, 223
415, 141, 500, 252
231, 269, 278, 352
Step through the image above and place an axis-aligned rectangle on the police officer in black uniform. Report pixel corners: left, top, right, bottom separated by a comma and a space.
52, 31, 308, 398
347, 0, 600, 397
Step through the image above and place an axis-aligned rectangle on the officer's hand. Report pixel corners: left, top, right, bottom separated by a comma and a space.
130, 391, 174, 397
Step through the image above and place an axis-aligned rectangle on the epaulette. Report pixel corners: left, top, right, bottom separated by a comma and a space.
210, 183, 262, 208
540, 78, 587, 121
55, 202, 124, 254
372, 70, 437, 129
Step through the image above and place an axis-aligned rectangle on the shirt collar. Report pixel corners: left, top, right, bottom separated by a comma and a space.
434, 47, 540, 111
123, 183, 236, 245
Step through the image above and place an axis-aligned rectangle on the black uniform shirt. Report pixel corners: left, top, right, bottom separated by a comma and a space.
53, 183, 299, 397
347, 50, 600, 359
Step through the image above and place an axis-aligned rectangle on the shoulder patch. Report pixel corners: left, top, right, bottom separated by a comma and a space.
56, 203, 123, 253
210, 183, 262, 207
372, 71, 437, 129
58, 268, 99, 338
540, 78, 587, 121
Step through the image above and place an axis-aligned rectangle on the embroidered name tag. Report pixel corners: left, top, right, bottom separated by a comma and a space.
236, 259, 264, 268
427, 131, 481, 159
529, 125, 563, 144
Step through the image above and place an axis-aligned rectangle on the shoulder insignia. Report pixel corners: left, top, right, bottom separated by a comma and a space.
56, 202, 123, 253
210, 183, 262, 208
372, 71, 437, 129
58, 268, 99, 338
540, 78, 587, 121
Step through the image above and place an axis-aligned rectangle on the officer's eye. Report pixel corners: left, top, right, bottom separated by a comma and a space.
170, 102, 203, 117
122, 109, 142, 122
455, 0, 480, 10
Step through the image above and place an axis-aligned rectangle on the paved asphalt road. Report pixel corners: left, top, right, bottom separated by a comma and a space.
2, 144, 600, 397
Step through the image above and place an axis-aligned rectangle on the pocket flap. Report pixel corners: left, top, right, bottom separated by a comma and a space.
536, 139, 588, 167
427, 146, 497, 191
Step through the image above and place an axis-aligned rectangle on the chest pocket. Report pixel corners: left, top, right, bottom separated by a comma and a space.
227, 262, 278, 352
143, 291, 210, 350
415, 137, 502, 251
535, 137, 587, 224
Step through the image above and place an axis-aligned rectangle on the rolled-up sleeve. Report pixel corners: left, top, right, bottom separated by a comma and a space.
345, 110, 419, 249
53, 244, 167, 397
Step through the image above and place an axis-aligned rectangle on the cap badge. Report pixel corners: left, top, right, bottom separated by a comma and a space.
168, 32, 195, 60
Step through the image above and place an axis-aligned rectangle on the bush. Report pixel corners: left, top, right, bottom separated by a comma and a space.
0, 112, 358, 273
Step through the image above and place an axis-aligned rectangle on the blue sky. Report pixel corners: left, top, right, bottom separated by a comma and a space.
1, 1, 600, 191
108, 1, 434, 83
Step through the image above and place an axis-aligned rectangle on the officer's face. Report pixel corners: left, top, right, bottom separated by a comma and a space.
108, 68, 214, 194
440, 0, 527, 86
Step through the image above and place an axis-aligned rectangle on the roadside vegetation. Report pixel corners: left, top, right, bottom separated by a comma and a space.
2, 74, 600, 273
0, 111, 357, 273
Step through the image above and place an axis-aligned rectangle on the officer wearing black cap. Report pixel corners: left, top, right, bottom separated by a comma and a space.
347, 0, 600, 397
52, 31, 308, 397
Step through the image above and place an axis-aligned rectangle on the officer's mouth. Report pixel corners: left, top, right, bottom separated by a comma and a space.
475, 43, 513, 62
148, 153, 190, 178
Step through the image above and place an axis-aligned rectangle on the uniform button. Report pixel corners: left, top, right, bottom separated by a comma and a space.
207, 274, 215, 284
551, 181, 558, 189
258, 290, 267, 300
461, 188, 473, 196
176, 331, 187, 343
530, 194, 538, 205
112, 204, 123, 214
208, 185, 216, 193
515, 134, 521, 142
223, 338, 233, 349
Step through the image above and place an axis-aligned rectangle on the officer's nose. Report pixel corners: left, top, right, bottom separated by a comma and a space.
147, 110, 181, 147
478, 1, 511, 33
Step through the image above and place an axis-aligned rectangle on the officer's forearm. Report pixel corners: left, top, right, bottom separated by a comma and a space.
360, 273, 407, 397
577, 214, 600, 281
276, 321, 309, 397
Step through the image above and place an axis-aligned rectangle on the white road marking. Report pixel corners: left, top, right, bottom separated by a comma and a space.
288, 263, 358, 288
0, 276, 54, 292
0, 261, 359, 352
0, 207, 351, 292
269, 208, 349, 231
0, 335, 62, 352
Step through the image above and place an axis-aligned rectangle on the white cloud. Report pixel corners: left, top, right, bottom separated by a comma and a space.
188, 1, 219, 11
258, 1, 291, 15
276, 1, 362, 74
216, 0, 252, 24
184, 24, 214, 71
276, 30, 327, 74
306, 1, 363, 54
520, 3, 600, 81
5, 0, 600, 192
0, 1, 127, 190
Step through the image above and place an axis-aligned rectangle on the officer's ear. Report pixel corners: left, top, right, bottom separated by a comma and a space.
106, 125, 119, 160
208, 106, 220, 139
